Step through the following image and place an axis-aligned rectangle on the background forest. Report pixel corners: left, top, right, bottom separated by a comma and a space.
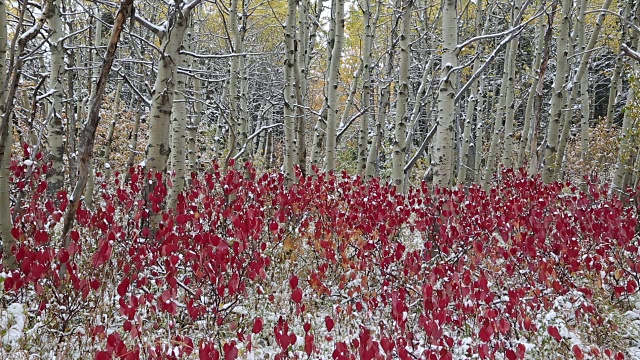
1, 0, 640, 358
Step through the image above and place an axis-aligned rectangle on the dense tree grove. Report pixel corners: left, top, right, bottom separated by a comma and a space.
1, 0, 640, 358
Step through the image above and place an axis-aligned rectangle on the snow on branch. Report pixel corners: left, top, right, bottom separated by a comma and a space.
180, 50, 284, 59
621, 44, 640, 63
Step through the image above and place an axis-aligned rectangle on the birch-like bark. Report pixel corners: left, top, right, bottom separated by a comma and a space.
283, 0, 297, 182
0, 0, 12, 269
606, 1, 632, 128
309, 0, 333, 175
1, 0, 47, 270
187, 77, 204, 173
167, 45, 189, 210
212, 84, 227, 160
366, 4, 399, 179
146, 3, 193, 174
391, 0, 413, 189
325, 0, 345, 173
433, 0, 457, 187
357, 0, 377, 175
83, 9, 103, 209
45, 0, 65, 197
481, 48, 509, 188
125, 99, 142, 178
102, 78, 123, 179
500, 0, 523, 169
458, 0, 483, 184
611, 67, 638, 194
528, 3, 555, 174
555, 0, 612, 179
295, 0, 311, 175
228, 0, 248, 164
541, 0, 572, 183
66, 51, 78, 182
338, 63, 362, 140
611, 10, 640, 194
517, 13, 545, 168
474, 79, 487, 181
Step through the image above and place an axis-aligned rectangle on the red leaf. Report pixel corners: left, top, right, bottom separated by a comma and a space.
223, 341, 238, 360
305, 333, 314, 355
547, 326, 562, 342
95, 351, 111, 360
291, 288, 303, 303
478, 325, 492, 342
117, 278, 130, 297
380, 337, 395, 354
289, 275, 299, 289
34, 230, 49, 245
325, 316, 335, 332
252, 317, 263, 334
626, 279, 637, 293
57, 248, 70, 263
228, 273, 239, 295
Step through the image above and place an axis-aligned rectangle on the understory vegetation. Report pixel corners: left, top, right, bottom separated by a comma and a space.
1, 155, 639, 359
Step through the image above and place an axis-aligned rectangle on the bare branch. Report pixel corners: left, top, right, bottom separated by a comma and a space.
180, 49, 283, 58
621, 43, 640, 62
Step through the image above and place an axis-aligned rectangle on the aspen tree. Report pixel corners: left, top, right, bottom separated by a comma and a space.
500, 0, 523, 169
357, 0, 378, 175
283, 0, 298, 182
458, 0, 483, 184
517, 10, 546, 168
541, 0, 572, 183
45, 0, 66, 197
611, 1, 640, 194
555, 0, 612, 180
391, 0, 413, 189
145, 1, 198, 174
325, 0, 345, 173
606, 1, 633, 128
0, 0, 11, 269
433, 0, 457, 187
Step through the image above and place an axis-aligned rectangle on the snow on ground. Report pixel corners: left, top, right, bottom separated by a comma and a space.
1, 303, 26, 349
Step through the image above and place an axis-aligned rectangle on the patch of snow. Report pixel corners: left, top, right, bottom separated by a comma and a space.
544, 310, 556, 322
1, 303, 26, 349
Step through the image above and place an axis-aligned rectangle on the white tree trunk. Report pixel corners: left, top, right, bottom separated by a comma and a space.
606, 1, 632, 128
146, 6, 190, 174
0, 0, 13, 269
45, 0, 65, 196
391, 0, 412, 189
325, 0, 345, 173
458, 0, 483, 184
167, 48, 189, 210
102, 78, 123, 179
357, 0, 376, 175
188, 77, 204, 173
517, 13, 545, 168
83, 8, 103, 208
541, 0, 572, 183
433, 0, 457, 187
611, 7, 640, 194
482, 48, 510, 188
500, 0, 522, 169
555, 0, 612, 179
283, 0, 298, 182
